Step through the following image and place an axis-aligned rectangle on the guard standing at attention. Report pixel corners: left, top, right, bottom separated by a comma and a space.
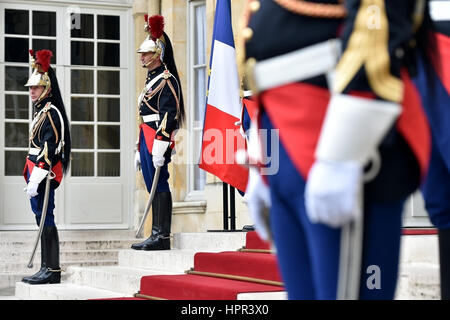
240, 0, 434, 299
131, 15, 184, 251
22, 49, 71, 284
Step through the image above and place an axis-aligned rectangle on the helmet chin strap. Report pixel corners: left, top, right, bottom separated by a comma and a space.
143, 52, 161, 68
34, 87, 51, 106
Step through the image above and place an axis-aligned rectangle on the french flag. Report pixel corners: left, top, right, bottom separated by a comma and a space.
199, 0, 248, 192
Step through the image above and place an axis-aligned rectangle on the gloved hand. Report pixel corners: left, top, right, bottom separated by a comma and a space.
305, 160, 362, 228
152, 154, 165, 168
134, 151, 141, 172
244, 167, 271, 241
26, 181, 39, 198
151, 139, 170, 169
26, 166, 49, 198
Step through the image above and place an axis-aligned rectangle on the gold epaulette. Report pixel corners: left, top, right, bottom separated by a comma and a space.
36, 141, 51, 166
156, 112, 170, 138
334, 0, 403, 102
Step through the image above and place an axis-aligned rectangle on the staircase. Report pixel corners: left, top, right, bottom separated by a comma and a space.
1, 229, 442, 300
0, 230, 137, 296
10, 231, 287, 300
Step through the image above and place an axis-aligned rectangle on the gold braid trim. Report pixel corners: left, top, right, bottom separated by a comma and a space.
36, 141, 51, 166
142, 97, 159, 113
147, 78, 167, 101
30, 103, 59, 162
334, 0, 403, 102
156, 112, 170, 138
273, 0, 347, 18
30, 115, 46, 148
47, 111, 59, 144
166, 80, 181, 121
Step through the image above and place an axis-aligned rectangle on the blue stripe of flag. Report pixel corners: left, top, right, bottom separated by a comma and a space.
211, 0, 235, 48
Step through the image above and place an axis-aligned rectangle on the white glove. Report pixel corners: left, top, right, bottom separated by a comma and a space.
244, 167, 271, 241
152, 154, 165, 168
305, 160, 362, 228
134, 151, 141, 172
27, 181, 39, 198
151, 139, 170, 169
26, 167, 49, 198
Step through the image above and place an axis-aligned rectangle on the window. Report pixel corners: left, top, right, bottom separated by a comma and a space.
0, 2, 132, 230
69, 13, 121, 177
3, 8, 57, 175
188, 0, 207, 195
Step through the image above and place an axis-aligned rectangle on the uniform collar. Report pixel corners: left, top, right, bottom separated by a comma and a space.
147, 65, 166, 80
33, 96, 52, 110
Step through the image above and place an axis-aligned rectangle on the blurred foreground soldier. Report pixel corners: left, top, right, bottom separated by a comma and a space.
241, 0, 433, 299
22, 49, 71, 284
131, 15, 184, 250
413, 1, 450, 300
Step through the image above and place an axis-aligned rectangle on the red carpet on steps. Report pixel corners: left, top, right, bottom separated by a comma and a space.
139, 274, 283, 300
245, 231, 271, 250
193, 251, 282, 282
94, 232, 284, 300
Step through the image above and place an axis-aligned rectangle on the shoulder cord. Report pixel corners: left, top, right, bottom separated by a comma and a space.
29, 103, 65, 155
164, 76, 181, 121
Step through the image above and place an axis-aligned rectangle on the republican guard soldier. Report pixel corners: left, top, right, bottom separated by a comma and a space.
22, 49, 71, 285
131, 15, 184, 251
241, 0, 434, 299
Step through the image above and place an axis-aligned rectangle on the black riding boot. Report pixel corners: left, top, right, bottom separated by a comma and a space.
28, 226, 61, 285
439, 227, 450, 300
131, 192, 172, 251
22, 231, 47, 283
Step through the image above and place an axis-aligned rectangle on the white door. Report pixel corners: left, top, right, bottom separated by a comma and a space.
0, 2, 134, 230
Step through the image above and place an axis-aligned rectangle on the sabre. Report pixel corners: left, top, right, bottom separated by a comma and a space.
136, 166, 161, 238
336, 152, 380, 299
336, 191, 364, 300
27, 167, 55, 269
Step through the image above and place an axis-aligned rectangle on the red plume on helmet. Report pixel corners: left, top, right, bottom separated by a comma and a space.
35, 49, 53, 73
148, 15, 164, 40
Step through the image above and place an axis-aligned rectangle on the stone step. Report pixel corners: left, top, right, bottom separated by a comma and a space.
117, 232, 249, 272
400, 235, 439, 264
0, 230, 136, 241
1, 260, 117, 273
66, 265, 181, 295
1, 271, 72, 290
118, 249, 200, 272
14, 279, 287, 301
0, 249, 119, 263
15, 281, 127, 300
0, 239, 137, 251
172, 232, 247, 251
396, 262, 440, 300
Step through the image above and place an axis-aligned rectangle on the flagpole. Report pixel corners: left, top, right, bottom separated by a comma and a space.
223, 182, 229, 230
230, 185, 236, 230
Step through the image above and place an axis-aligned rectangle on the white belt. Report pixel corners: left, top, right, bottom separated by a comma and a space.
430, 1, 450, 21
142, 114, 160, 123
250, 39, 341, 92
29, 148, 40, 156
